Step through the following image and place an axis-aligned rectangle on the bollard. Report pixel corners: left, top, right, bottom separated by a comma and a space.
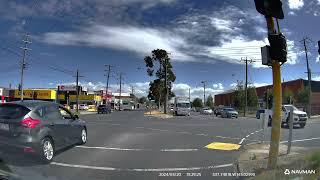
287, 106, 294, 154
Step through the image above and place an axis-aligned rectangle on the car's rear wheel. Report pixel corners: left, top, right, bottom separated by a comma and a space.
40, 137, 54, 163
78, 128, 87, 145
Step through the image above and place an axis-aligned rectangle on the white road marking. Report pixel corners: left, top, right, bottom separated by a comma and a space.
135, 127, 145, 129
195, 133, 208, 136
77, 146, 200, 152
215, 136, 242, 140
245, 135, 250, 138
280, 137, 320, 144
50, 162, 233, 172
250, 132, 255, 135
160, 149, 199, 152
238, 138, 246, 145
176, 131, 192, 134
76, 146, 147, 151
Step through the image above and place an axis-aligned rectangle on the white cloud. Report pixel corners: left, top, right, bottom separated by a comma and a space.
313, 76, 320, 81
210, 18, 236, 32
316, 55, 320, 62
250, 82, 268, 87
172, 83, 224, 101
288, 11, 296, 16
41, 25, 193, 62
213, 83, 224, 90
205, 37, 269, 68
288, 0, 304, 10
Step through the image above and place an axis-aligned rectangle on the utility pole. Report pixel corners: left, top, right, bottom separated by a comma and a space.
301, 37, 312, 117
20, 34, 31, 101
201, 81, 207, 107
240, 57, 255, 117
164, 59, 168, 114
74, 69, 83, 114
131, 86, 134, 95
104, 65, 112, 105
119, 73, 123, 111
188, 88, 191, 104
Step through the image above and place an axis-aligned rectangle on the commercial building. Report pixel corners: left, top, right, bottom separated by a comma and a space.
214, 79, 320, 115
0, 87, 14, 103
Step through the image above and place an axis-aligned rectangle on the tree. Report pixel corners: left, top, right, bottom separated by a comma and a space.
297, 87, 309, 107
144, 49, 176, 114
206, 95, 214, 109
233, 81, 245, 109
247, 86, 258, 107
283, 89, 294, 104
139, 97, 147, 104
192, 98, 203, 108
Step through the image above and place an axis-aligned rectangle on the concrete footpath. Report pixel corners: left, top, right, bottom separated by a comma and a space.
236, 143, 320, 179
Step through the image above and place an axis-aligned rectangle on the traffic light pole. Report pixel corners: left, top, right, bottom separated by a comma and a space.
266, 17, 282, 169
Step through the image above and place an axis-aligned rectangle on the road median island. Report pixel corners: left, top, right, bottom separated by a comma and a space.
144, 110, 173, 119
236, 143, 320, 179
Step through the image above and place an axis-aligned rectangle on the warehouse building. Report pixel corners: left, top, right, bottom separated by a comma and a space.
214, 79, 320, 115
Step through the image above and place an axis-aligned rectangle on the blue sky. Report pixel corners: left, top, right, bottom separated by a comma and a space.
0, 0, 319, 99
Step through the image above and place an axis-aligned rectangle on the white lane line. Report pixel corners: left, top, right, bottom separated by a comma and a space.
245, 135, 250, 138
250, 132, 255, 135
280, 137, 320, 144
238, 138, 246, 145
76, 146, 200, 152
76, 146, 147, 151
135, 127, 145, 129
215, 136, 242, 140
195, 133, 208, 136
50, 162, 233, 172
160, 149, 199, 152
176, 131, 192, 134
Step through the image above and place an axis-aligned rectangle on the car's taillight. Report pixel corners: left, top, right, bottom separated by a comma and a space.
20, 117, 41, 129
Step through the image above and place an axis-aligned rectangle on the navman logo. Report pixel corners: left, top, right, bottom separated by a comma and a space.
284, 169, 316, 175
284, 169, 290, 175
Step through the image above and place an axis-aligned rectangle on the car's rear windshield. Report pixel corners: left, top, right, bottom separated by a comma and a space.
225, 108, 235, 111
0, 104, 30, 119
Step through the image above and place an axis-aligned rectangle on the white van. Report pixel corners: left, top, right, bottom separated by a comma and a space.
174, 97, 191, 116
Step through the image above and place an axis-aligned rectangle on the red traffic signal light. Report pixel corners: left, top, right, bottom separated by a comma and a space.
254, 0, 284, 19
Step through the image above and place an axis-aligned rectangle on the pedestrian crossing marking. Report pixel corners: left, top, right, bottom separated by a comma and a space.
205, 142, 241, 151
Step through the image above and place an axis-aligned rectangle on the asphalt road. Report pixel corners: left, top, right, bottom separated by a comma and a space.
1, 110, 320, 180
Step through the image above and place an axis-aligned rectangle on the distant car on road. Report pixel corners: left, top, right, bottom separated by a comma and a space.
201, 107, 213, 115
214, 107, 224, 117
97, 104, 111, 114
256, 109, 265, 119
0, 100, 87, 163
221, 108, 238, 118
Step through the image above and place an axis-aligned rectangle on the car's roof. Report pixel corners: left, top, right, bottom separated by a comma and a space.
6, 100, 57, 109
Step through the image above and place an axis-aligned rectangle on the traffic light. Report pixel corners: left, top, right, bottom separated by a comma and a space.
254, 0, 284, 19
268, 33, 287, 63
318, 40, 320, 55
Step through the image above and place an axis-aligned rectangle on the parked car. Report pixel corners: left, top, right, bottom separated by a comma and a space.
214, 107, 224, 117
0, 100, 87, 163
78, 104, 88, 110
97, 104, 111, 114
201, 107, 213, 115
221, 108, 238, 118
266, 105, 308, 128
256, 109, 265, 119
